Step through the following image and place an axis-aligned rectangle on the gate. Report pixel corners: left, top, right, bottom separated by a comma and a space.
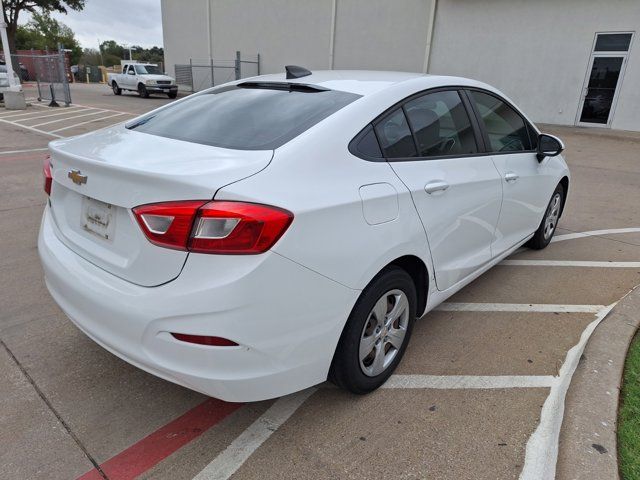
12, 47, 71, 106
175, 51, 260, 92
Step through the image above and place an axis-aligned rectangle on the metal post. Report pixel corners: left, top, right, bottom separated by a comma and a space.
257, 53, 261, 75
235, 51, 241, 80
189, 58, 194, 92
210, 57, 215, 88
0, 0, 20, 91
57, 43, 70, 106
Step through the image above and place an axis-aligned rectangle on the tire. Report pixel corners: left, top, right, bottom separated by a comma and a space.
527, 183, 564, 250
112, 82, 122, 95
329, 266, 417, 394
167, 91, 178, 99
138, 84, 150, 98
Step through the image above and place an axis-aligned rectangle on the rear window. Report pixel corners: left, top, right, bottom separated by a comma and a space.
127, 84, 361, 150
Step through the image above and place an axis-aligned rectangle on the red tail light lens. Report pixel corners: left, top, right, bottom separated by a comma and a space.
132, 201, 293, 254
43, 157, 52, 196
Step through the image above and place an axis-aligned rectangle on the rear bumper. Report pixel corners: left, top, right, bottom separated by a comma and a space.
38, 205, 358, 401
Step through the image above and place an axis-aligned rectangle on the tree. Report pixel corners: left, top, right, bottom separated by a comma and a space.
15, 11, 81, 62
1, 0, 85, 54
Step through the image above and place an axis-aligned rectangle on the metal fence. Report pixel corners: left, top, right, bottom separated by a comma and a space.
175, 51, 260, 92
11, 48, 71, 106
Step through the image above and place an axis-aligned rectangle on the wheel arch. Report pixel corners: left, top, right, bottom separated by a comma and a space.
384, 255, 429, 318
559, 176, 569, 217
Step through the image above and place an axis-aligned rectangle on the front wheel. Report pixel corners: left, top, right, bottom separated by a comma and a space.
138, 84, 150, 98
112, 82, 122, 95
329, 267, 416, 394
527, 183, 564, 250
167, 91, 178, 99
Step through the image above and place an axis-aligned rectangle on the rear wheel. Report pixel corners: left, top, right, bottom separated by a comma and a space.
527, 183, 564, 250
138, 84, 150, 98
112, 82, 121, 95
330, 267, 416, 394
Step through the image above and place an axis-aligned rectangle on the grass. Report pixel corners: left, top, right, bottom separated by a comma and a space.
619, 331, 640, 479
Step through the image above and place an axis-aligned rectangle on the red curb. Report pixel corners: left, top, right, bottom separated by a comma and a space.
76, 398, 243, 480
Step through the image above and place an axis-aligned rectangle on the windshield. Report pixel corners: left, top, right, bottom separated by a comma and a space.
127, 84, 361, 150
135, 65, 162, 75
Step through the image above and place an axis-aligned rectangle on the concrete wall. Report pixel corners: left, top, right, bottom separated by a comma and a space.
161, 0, 210, 77
429, 0, 640, 131
161, 0, 433, 77
161, 0, 639, 130
332, 0, 432, 71
210, 0, 334, 73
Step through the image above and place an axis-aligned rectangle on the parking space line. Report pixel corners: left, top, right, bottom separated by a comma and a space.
520, 303, 616, 480
0, 116, 63, 138
552, 228, 640, 243
382, 375, 555, 389
0, 148, 48, 155
436, 303, 605, 313
0, 106, 87, 120
75, 398, 243, 480
193, 388, 317, 480
502, 259, 640, 268
68, 102, 144, 117
48, 112, 127, 133
31, 110, 107, 128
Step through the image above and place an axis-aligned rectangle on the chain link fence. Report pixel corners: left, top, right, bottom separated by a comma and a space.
175, 51, 260, 92
11, 49, 71, 106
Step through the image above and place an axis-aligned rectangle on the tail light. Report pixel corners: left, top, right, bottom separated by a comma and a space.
43, 156, 52, 196
132, 200, 293, 254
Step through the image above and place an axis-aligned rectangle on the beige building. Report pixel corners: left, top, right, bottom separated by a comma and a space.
161, 0, 640, 131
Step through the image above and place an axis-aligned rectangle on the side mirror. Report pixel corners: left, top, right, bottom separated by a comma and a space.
128, 70, 135, 75
536, 133, 564, 162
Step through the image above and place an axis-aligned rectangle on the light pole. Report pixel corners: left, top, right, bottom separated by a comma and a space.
0, 0, 20, 91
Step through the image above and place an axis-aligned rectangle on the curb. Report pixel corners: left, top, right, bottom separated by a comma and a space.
556, 285, 640, 480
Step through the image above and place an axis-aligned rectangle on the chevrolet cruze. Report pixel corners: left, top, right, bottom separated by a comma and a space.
38, 68, 569, 401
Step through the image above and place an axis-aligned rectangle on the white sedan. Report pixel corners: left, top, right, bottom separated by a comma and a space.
38, 68, 569, 401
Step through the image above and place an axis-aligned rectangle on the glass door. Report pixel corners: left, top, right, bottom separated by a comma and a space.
577, 32, 633, 127
579, 56, 624, 124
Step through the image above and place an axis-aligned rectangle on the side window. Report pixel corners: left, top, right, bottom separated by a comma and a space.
404, 90, 478, 157
128, 65, 135, 75
353, 125, 383, 158
374, 109, 417, 158
469, 91, 532, 152
122, 65, 127, 74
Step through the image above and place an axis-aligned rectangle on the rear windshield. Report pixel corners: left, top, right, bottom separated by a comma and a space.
126, 84, 361, 150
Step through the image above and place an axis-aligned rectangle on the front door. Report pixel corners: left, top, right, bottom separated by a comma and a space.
577, 32, 633, 127
379, 90, 502, 291
465, 90, 553, 256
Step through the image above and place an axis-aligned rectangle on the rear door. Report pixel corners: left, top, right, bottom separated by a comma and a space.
466, 89, 553, 256
384, 89, 502, 291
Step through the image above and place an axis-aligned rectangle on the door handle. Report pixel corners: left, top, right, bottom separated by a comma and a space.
425, 181, 449, 194
504, 172, 519, 183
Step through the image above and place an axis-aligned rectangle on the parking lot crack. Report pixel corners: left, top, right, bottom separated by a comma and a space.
0, 338, 109, 480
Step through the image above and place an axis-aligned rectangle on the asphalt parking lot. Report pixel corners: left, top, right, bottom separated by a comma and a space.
1, 83, 640, 480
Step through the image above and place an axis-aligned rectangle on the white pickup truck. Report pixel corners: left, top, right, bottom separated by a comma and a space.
107, 63, 178, 98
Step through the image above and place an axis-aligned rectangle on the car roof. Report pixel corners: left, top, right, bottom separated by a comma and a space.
244, 70, 491, 96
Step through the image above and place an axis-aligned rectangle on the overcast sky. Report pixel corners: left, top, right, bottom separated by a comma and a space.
21, 0, 164, 50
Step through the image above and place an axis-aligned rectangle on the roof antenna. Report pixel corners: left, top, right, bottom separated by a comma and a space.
285, 65, 312, 79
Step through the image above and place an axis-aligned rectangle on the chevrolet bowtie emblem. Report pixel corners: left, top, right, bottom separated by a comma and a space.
68, 169, 87, 185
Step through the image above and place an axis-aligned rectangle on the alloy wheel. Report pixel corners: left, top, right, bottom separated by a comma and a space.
359, 289, 410, 377
543, 193, 562, 240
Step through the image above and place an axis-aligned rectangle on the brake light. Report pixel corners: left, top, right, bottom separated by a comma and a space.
43, 157, 52, 196
132, 201, 293, 254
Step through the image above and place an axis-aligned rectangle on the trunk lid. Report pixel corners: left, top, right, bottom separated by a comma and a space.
48, 125, 272, 286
